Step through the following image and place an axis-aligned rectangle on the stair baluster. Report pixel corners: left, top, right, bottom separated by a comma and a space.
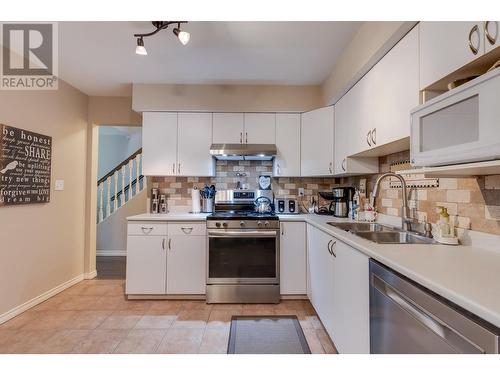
135, 153, 141, 196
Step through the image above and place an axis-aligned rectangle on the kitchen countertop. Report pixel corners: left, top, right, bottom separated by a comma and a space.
127, 212, 210, 221
127, 211, 500, 328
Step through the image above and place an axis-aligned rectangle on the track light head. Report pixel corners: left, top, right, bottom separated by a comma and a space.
135, 37, 147, 55
173, 27, 190, 45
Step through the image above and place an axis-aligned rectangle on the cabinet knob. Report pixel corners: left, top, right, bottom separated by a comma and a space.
222, 222, 228, 228
240, 221, 245, 227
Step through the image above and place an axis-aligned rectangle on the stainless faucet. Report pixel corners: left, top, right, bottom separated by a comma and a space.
370, 172, 413, 232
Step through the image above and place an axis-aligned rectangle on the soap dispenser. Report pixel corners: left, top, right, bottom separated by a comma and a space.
435, 206, 459, 245
437, 206, 450, 236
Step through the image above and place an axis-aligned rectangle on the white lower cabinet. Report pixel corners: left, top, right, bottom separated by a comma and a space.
126, 221, 206, 295
280, 222, 307, 295
330, 238, 370, 354
167, 224, 206, 295
126, 231, 167, 295
306, 225, 336, 335
306, 224, 370, 353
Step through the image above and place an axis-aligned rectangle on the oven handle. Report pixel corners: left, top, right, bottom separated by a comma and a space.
208, 230, 278, 238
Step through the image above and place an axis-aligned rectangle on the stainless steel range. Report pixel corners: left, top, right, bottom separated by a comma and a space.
206, 189, 280, 304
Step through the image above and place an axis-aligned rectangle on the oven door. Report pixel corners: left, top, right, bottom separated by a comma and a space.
207, 229, 279, 285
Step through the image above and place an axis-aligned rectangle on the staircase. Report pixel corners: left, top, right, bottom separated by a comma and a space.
97, 148, 145, 223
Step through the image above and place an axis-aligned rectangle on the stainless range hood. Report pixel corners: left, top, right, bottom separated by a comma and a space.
210, 143, 277, 161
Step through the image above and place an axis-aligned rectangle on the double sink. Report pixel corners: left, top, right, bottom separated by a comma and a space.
327, 222, 438, 244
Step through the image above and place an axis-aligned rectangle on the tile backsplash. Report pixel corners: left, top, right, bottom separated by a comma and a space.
149, 152, 500, 236
149, 160, 341, 211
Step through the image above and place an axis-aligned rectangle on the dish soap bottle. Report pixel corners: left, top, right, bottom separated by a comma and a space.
436, 206, 450, 237
435, 206, 459, 245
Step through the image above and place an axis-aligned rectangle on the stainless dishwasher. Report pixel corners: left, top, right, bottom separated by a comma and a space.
369, 260, 500, 353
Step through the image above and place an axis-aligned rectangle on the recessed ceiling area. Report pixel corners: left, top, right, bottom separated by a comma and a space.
59, 21, 362, 96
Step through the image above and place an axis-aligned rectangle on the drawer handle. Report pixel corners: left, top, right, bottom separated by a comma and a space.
327, 240, 333, 255
366, 130, 372, 146
162, 238, 166, 250
371, 128, 376, 145
141, 226, 154, 234
181, 227, 194, 234
168, 238, 172, 250
342, 158, 346, 172
468, 24, 480, 55
331, 240, 337, 257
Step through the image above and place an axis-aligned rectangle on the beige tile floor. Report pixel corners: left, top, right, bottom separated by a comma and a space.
0, 279, 337, 354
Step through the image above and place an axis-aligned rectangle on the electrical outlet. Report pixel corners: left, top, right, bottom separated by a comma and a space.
298, 188, 304, 197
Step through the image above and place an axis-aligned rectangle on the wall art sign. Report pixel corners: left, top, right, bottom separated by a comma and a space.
0, 124, 52, 206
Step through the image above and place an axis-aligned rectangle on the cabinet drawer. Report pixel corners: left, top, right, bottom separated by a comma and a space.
128, 222, 168, 236
168, 223, 206, 236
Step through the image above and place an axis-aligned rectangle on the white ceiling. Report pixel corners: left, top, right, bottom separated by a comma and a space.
59, 21, 362, 96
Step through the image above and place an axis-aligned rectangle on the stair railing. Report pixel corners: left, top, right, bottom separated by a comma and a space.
97, 148, 144, 223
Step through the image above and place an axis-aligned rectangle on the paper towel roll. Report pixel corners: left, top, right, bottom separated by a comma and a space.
191, 187, 201, 214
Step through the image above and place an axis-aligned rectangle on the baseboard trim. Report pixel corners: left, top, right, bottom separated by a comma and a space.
84, 270, 98, 279
96, 250, 127, 256
0, 274, 84, 325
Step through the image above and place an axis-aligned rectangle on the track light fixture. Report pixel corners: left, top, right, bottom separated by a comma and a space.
134, 21, 190, 55
135, 37, 147, 55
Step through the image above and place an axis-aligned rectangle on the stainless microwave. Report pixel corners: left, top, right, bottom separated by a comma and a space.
410, 68, 500, 167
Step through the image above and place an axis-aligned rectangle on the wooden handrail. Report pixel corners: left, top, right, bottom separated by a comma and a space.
110, 175, 144, 201
97, 148, 142, 185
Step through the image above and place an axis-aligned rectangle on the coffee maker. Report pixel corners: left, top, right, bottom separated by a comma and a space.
331, 187, 355, 217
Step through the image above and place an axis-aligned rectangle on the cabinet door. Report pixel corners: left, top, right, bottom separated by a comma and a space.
212, 113, 244, 144
126, 235, 167, 294
485, 21, 499, 53
280, 222, 306, 295
167, 235, 206, 294
330, 240, 370, 354
372, 26, 419, 146
142, 112, 178, 176
244, 113, 276, 144
177, 112, 214, 176
420, 22, 484, 89
306, 225, 335, 335
274, 113, 301, 177
301, 106, 334, 176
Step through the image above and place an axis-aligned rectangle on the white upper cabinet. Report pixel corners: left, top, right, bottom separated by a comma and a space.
177, 113, 214, 176
301, 106, 334, 176
143, 111, 214, 176
485, 21, 499, 53
372, 26, 419, 146
420, 22, 484, 89
142, 112, 178, 176
212, 113, 245, 144
274, 113, 301, 177
244, 113, 276, 144
334, 73, 378, 175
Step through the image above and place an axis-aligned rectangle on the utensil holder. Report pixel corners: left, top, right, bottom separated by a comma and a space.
202, 198, 214, 213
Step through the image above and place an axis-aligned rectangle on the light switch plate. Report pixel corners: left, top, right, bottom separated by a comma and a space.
55, 180, 64, 191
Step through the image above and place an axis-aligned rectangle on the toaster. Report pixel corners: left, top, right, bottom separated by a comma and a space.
274, 198, 299, 214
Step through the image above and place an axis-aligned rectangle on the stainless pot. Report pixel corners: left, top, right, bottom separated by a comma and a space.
254, 196, 272, 214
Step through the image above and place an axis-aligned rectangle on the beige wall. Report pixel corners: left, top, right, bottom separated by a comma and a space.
88, 96, 141, 126
0, 80, 89, 317
320, 21, 415, 105
132, 84, 322, 113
